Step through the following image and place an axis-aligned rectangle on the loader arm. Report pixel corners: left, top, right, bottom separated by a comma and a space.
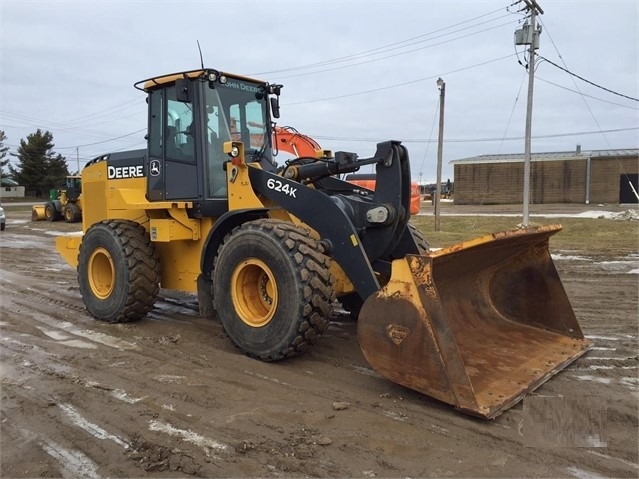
248, 166, 381, 300
247, 141, 415, 301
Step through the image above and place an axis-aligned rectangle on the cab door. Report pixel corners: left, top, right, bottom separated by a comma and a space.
147, 83, 201, 201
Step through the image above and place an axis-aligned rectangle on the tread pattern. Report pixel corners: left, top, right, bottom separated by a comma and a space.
408, 222, 430, 253
78, 220, 160, 323
215, 218, 335, 360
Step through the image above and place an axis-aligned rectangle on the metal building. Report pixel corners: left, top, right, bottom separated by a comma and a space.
450, 148, 638, 205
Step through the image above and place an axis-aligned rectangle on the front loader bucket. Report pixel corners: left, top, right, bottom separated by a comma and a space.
358, 224, 592, 419
31, 205, 45, 221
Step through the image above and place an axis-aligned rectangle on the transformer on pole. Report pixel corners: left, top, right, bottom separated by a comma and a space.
515, 0, 543, 226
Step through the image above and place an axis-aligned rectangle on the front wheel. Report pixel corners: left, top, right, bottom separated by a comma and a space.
44, 201, 61, 222
213, 219, 335, 361
78, 220, 160, 322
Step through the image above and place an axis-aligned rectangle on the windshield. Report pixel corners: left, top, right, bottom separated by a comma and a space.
204, 78, 270, 158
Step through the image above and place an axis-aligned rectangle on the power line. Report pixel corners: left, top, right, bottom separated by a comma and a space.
284, 53, 517, 106
308, 126, 639, 144
498, 71, 528, 154
250, 6, 512, 76
536, 17, 615, 151
0, 110, 139, 143
539, 56, 639, 102
63, 97, 144, 125
418, 99, 440, 177
271, 20, 517, 80
56, 129, 147, 149
536, 77, 639, 110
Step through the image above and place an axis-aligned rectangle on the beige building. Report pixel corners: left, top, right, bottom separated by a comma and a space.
451, 148, 638, 205
0, 178, 25, 199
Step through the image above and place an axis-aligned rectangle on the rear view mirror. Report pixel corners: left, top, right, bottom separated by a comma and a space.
270, 96, 280, 119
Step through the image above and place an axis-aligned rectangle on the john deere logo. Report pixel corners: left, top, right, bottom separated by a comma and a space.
386, 324, 410, 346
150, 160, 161, 177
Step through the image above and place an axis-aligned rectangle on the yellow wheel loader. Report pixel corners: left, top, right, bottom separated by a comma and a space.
55, 68, 591, 419
32, 175, 83, 223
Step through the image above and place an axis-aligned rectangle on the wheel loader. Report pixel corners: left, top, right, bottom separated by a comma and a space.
32, 175, 83, 223
55, 68, 591, 419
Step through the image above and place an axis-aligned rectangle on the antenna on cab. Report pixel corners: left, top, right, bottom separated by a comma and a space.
197, 40, 204, 69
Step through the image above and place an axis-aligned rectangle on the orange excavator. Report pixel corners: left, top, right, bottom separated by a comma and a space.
272, 126, 421, 214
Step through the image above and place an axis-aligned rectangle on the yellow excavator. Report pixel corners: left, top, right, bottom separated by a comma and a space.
55, 68, 591, 419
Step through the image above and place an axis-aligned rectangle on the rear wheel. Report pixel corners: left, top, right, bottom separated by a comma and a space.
213, 219, 334, 361
78, 220, 160, 323
63, 203, 81, 223
408, 222, 430, 253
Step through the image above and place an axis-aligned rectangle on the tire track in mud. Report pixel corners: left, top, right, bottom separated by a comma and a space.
2, 285, 466, 476
2, 230, 638, 477
1, 319, 235, 476
4, 298, 637, 478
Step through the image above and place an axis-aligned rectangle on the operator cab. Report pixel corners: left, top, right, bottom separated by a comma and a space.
65, 175, 82, 202
136, 69, 281, 216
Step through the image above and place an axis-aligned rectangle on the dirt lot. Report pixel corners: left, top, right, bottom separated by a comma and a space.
1, 206, 637, 478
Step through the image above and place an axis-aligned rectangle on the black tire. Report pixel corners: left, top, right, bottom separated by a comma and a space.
78, 220, 160, 323
0, 223, 5, 231
64, 203, 81, 223
213, 219, 335, 361
408, 222, 430, 253
44, 201, 61, 222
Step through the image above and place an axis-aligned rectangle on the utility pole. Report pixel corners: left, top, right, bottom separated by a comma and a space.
76, 147, 80, 174
434, 77, 445, 232
518, 0, 543, 226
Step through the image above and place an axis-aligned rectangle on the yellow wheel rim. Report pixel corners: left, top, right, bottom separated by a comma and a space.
65, 208, 73, 221
88, 247, 115, 299
231, 258, 277, 327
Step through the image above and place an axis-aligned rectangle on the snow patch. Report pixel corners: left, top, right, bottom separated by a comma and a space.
585, 335, 621, 341
59, 403, 129, 449
566, 466, 609, 479
153, 374, 186, 384
551, 253, 589, 261
59, 339, 98, 349
111, 389, 146, 404
573, 375, 612, 384
148, 420, 228, 455
45, 230, 83, 237
39, 329, 72, 341
41, 439, 100, 479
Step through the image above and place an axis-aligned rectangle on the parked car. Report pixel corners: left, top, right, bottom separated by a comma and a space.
0, 205, 5, 231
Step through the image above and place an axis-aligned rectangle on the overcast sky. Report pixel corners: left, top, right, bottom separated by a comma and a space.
1, 0, 637, 183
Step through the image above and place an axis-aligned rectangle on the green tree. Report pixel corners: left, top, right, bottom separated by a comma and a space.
0, 130, 9, 178
8, 129, 69, 197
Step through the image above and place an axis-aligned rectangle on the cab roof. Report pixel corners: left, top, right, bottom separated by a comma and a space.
134, 68, 266, 92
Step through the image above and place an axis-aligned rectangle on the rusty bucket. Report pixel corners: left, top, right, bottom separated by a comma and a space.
358, 225, 591, 419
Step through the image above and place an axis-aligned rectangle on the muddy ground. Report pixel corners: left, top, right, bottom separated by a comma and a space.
1, 206, 637, 478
